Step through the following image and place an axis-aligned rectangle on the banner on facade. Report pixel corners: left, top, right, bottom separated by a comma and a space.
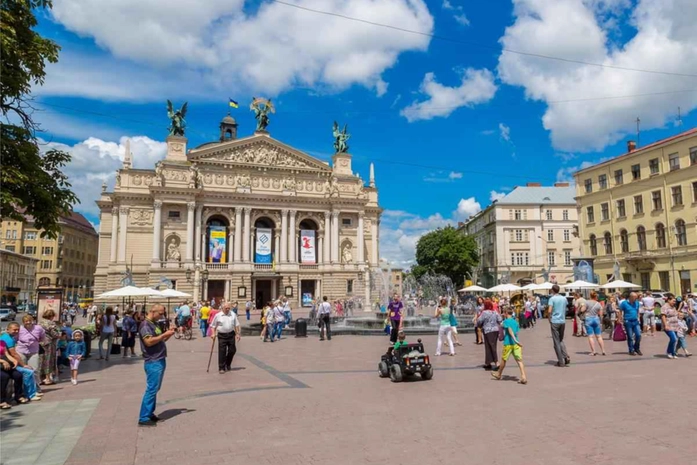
208, 226, 227, 263
255, 228, 272, 263
300, 230, 316, 263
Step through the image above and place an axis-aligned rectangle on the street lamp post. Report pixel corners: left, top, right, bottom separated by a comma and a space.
201, 268, 209, 302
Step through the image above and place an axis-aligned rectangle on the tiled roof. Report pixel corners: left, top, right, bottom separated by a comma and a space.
496, 186, 576, 205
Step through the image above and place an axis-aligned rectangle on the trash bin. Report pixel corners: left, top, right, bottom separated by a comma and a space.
295, 318, 308, 338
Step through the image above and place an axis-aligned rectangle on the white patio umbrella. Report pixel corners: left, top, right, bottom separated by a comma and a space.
520, 283, 537, 291
96, 286, 158, 299
599, 280, 640, 289
562, 280, 598, 289
152, 288, 192, 317
458, 285, 488, 292
531, 282, 556, 291
487, 283, 522, 293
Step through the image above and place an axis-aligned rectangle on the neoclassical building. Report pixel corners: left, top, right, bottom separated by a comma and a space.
94, 114, 381, 308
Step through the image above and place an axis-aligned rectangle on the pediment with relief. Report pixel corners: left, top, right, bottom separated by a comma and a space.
189, 137, 331, 172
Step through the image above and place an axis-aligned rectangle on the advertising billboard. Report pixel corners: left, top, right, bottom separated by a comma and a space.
300, 230, 316, 263
255, 228, 272, 263
208, 226, 227, 263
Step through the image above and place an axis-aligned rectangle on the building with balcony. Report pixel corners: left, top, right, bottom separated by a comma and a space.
0, 212, 98, 302
574, 128, 697, 294
94, 113, 381, 309
460, 183, 580, 287
0, 249, 38, 305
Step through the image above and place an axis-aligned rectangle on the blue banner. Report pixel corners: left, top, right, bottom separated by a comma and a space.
255, 228, 272, 263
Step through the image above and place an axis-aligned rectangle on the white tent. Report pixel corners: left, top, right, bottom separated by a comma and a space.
487, 283, 522, 293
96, 286, 160, 299
520, 283, 537, 291
458, 285, 488, 292
599, 280, 640, 289
531, 282, 556, 291
562, 280, 598, 289
152, 288, 191, 298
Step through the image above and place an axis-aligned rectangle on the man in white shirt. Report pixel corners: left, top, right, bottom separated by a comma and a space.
317, 296, 332, 341
210, 303, 241, 374
640, 293, 655, 335
282, 297, 292, 327
272, 301, 285, 340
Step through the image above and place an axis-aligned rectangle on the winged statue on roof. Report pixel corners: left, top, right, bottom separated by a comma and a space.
166, 100, 188, 136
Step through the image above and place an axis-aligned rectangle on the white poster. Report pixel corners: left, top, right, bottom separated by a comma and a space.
300, 230, 316, 263
255, 228, 272, 263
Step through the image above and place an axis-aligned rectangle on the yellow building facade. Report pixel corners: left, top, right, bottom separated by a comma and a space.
574, 128, 697, 295
0, 213, 99, 302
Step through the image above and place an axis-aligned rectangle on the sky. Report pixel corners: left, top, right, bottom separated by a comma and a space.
29, 0, 697, 267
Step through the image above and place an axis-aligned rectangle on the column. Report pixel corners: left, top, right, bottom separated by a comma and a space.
152, 200, 163, 262
274, 231, 280, 263
187, 202, 196, 261
233, 208, 242, 262
318, 233, 324, 264
225, 280, 230, 300
110, 207, 118, 263
242, 207, 251, 262
331, 211, 340, 263
194, 206, 203, 262
323, 211, 331, 264
117, 206, 128, 262
357, 213, 365, 263
370, 218, 379, 266
227, 228, 234, 265
288, 210, 297, 263
280, 209, 288, 263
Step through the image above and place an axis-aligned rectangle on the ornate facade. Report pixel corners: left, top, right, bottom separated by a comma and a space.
94, 116, 381, 308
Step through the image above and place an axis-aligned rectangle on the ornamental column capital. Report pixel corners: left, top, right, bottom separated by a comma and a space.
111, 206, 119, 215
119, 206, 129, 215
154, 200, 163, 209
187, 201, 196, 211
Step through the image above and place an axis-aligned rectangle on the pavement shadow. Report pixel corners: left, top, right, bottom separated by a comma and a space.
227, 367, 246, 372
158, 408, 196, 420
0, 405, 27, 432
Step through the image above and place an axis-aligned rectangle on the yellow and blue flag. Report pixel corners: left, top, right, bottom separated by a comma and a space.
229, 98, 239, 108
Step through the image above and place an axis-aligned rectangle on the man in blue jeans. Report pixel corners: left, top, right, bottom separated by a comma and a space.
619, 292, 643, 356
138, 304, 175, 427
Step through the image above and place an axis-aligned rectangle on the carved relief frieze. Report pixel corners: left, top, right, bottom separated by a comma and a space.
226, 174, 235, 186
164, 169, 187, 182
203, 173, 213, 185
198, 142, 326, 170
130, 209, 153, 226
215, 174, 224, 186
262, 177, 270, 188
252, 176, 260, 188
272, 178, 280, 189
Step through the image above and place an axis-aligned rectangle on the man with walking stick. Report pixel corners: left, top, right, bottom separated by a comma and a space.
138, 304, 175, 427
210, 303, 241, 374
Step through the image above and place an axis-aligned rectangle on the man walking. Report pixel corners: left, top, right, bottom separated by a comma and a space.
210, 303, 241, 374
387, 294, 404, 344
273, 300, 285, 340
138, 304, 175, 427
318, 296, 332, 341
619, 292, 643, 356
573, 292, 587, 337
548, 285, 570, 367
245, 299, 253, 321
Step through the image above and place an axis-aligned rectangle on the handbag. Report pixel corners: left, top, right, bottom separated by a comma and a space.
612, 322, 627, 342
110, 337, 122, 355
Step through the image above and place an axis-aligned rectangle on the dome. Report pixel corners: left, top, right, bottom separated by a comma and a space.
221, 114, 237, 124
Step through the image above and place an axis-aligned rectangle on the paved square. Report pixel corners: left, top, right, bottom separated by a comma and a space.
2, 322, 695, 465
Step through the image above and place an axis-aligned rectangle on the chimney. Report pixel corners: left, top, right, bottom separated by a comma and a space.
554, 182, 570, 187
526, 182, 542, 187
627, 140, 636, 152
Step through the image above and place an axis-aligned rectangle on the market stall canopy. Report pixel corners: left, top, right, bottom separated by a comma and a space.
520, 283, 537, 291
458, 285, 488, 292
531, 282, 556, 291
487, 283, 522, 293
599, 280, 641, 289
561, 280, 598, 289
96, 286, 162, 299
155, 289, 192, 298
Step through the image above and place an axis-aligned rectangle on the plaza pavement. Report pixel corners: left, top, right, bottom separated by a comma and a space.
1, 318, 695, 465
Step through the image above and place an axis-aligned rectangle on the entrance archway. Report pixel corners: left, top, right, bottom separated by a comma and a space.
206, 215, 229, 263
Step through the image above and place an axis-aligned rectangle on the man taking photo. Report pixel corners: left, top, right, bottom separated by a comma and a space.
138, 304, 175, 427
210, 303, 241, 374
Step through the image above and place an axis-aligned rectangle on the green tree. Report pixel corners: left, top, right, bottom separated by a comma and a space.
1, 0, 77, 238
414, 226, 479, 287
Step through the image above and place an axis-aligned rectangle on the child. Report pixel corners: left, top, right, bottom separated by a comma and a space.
492, 308, 528, 385
66, 330, 87, 385
383, 318, 391, 336
676, 312, 692, 357
393, 331, 407, 349
57, 332, 69, 369
260, 305, 267, 341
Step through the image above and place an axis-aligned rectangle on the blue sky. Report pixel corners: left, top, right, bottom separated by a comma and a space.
32, 0, 697, 265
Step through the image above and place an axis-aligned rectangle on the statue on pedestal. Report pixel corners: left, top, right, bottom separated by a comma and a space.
341, 242, 353, 264
250, 97, 275, 132
166, 237, 181, 261
332, 121, 350, 153
188, 163, 202, 188
326, 176, 340, 198
166, 100, 188, 136
155, 161, 165, 186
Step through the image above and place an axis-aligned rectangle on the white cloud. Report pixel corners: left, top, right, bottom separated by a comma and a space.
442, 0, 456, 10
554, 152, 578, 162
555, 157, 610, 184
454, 197, 481, 220
448, 171, 463, 180
423, 170, 464, 183
497, 0, 697, 152
442, 0, 469, 26
498, 123, 511, 142
401, 68, 498, 122
380, 197, 481, 264
490, 190, 507, 202
41, 136, 166, 217
49, 0, 434, 98
454, 14, 470, 27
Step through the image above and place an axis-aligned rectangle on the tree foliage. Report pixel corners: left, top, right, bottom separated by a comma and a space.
414, 226, 479, 287
1, 0, 77, 238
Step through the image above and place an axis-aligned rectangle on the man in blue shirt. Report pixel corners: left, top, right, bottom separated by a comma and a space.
619, 292, 642, 356
175, 301, 191, 336
547, 285, 570, 367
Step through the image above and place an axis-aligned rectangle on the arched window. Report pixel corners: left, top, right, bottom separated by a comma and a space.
589, 234, 597, 256
675, 219, 687, 246
603, 232, 612, 255
298, 218, 319, 264
619, 229, 629, 253
637, 226, 647, 251
38, 277, 50, 287
655, 223, 666, 248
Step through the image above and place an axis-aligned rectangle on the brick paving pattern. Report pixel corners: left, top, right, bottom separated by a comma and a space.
1, 320, 696, 465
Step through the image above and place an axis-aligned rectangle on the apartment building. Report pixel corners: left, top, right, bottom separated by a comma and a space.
0, 249, 38, 304
461, 184, 580, 287
0, 212, 99, 302
574, 128, 697, 295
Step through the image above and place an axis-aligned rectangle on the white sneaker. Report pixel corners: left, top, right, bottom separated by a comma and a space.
667, 354, 675, 359
71, 379, 77, 385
